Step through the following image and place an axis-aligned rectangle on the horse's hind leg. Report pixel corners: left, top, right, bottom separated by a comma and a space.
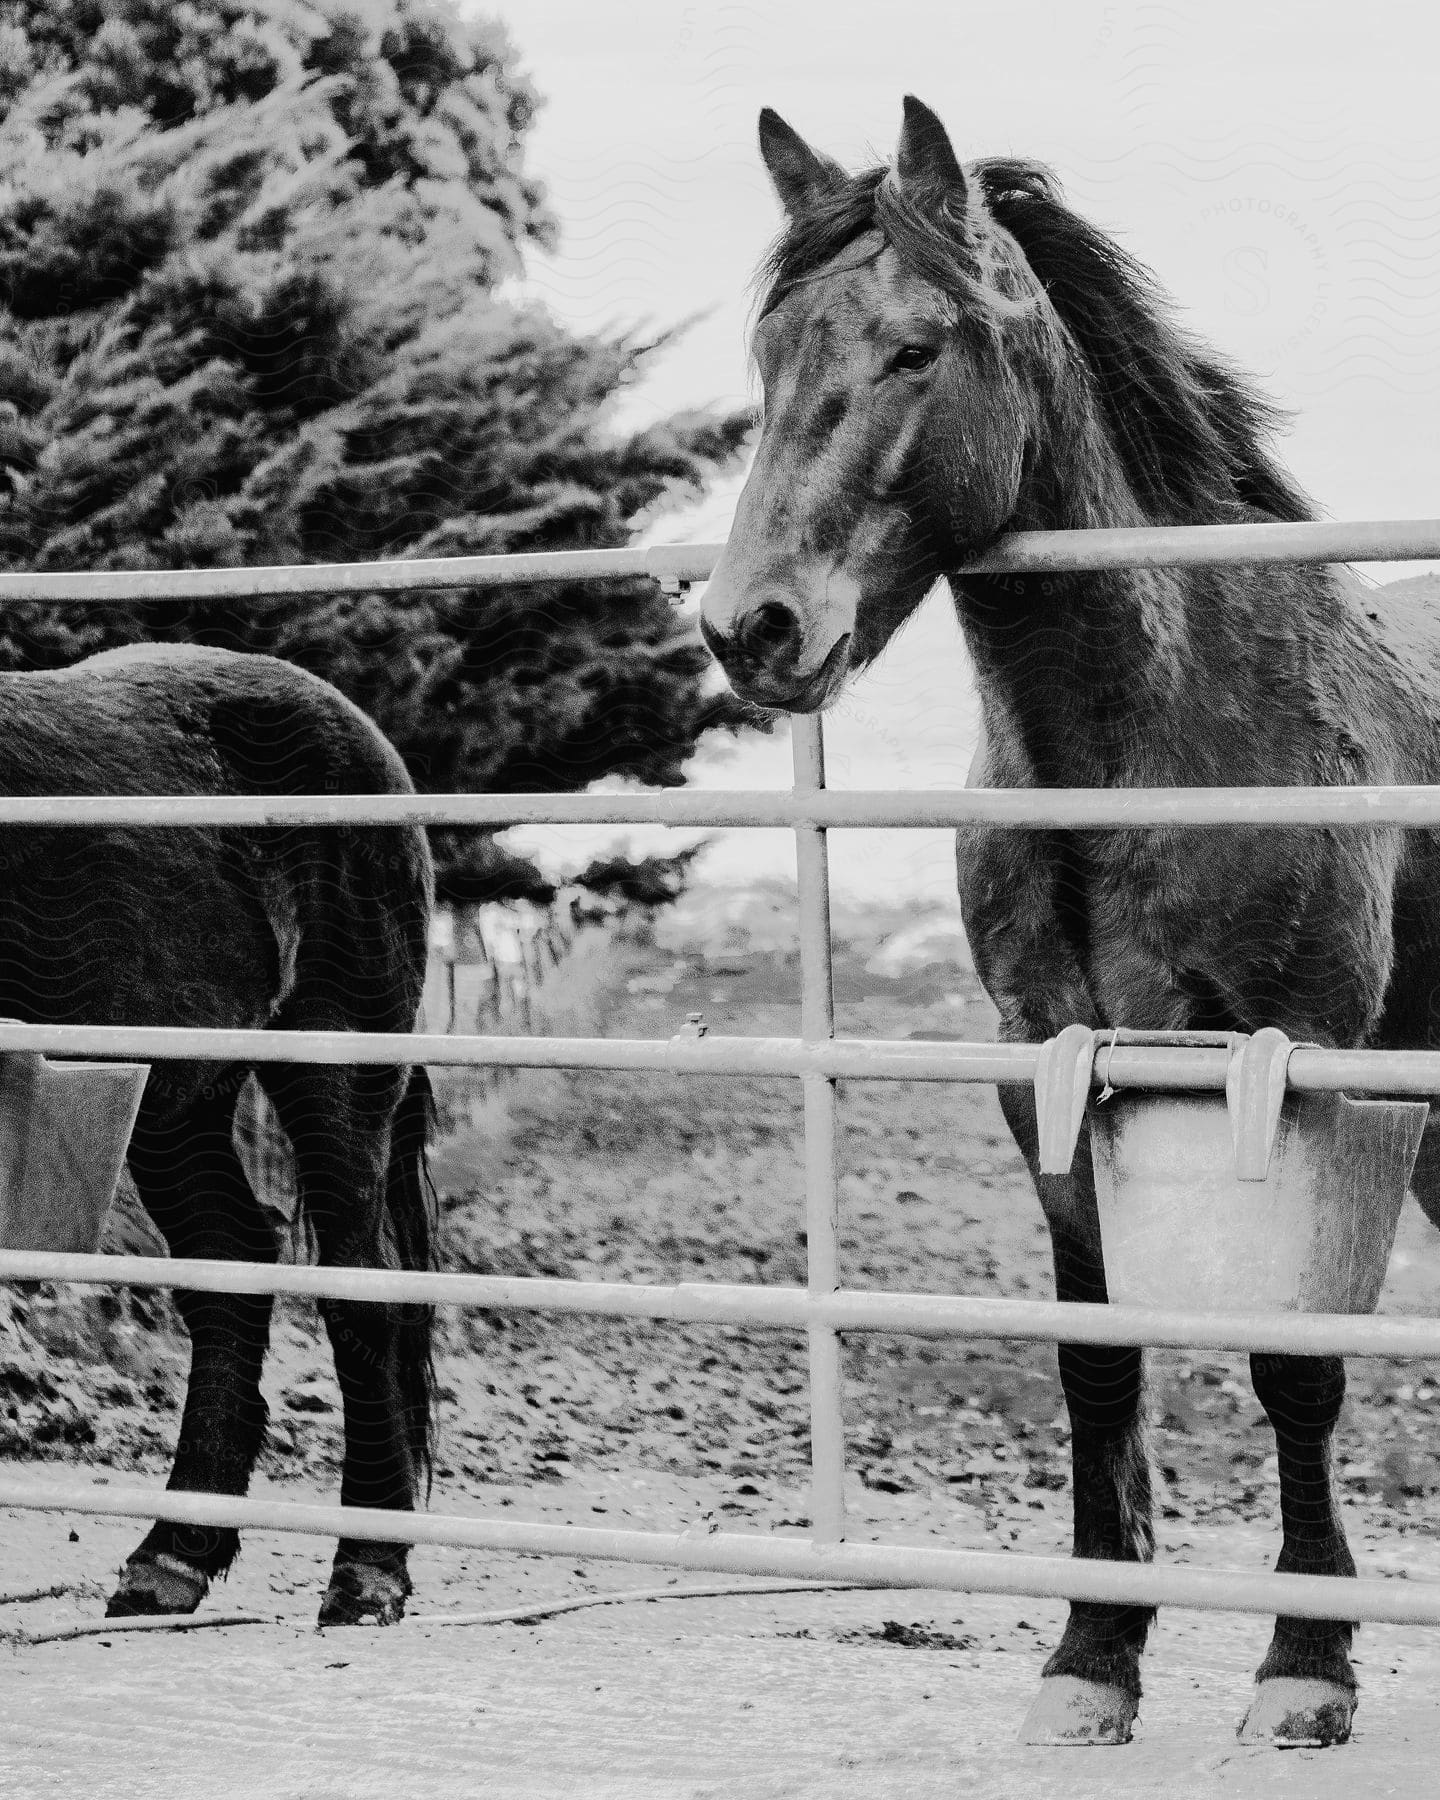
257, 1059, 431, 1627
107, 1077, 277, 1617
1236, 1353, 1356, 1745
998, 1083, 1154, 1747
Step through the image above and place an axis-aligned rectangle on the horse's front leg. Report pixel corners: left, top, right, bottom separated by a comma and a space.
1238, 1352, 1357, 1745
998, 1083, 1155, 1747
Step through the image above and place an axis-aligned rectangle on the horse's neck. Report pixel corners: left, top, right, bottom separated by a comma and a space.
954, 575, 1191, 788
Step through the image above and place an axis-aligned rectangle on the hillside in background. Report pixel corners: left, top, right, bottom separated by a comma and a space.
1371, 573, 1440, 605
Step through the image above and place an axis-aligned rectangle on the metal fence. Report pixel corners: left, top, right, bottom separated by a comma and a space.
6, 518, 1440, 1627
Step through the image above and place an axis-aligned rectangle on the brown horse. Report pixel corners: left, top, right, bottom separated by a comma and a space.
700, 97, 1440, 1747
0, 642, 436, 1627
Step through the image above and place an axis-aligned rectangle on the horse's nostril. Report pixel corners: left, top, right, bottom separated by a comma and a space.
737, 600, 802, 662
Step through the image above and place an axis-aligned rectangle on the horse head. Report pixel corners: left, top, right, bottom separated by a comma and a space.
700, 97, 1053, 711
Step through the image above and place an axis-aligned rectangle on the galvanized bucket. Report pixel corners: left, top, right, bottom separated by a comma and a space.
0, 1043, 149, 1255
1034, 1026, 1428, 1314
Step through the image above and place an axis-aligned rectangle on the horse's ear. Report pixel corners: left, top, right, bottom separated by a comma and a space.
758, 108, 845, 216
894, 94, 968, 209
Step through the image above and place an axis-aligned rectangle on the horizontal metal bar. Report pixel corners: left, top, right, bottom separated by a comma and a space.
9, 784, 1440, 828
0, 1479, 1434, 1626
5, 519, 1440, 604
0, 1253, 815, 1324
0, 1020, 1036, 1076
960, 517, 1440, 575
6, 1251, 1440, 1359
819, 1291, 1440, 1357
0, 545, 723, 604
0, 1021, 1438, 1097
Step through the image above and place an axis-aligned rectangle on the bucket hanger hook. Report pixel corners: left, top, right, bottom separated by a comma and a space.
1225, 1027, 1295, 1181
1034, 1023, 1097, 1175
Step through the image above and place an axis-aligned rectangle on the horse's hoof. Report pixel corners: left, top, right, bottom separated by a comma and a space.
1237, 1677, 1355, 1747
1018, 1675, 1138, 1745
317, 1562, 410, 1627
105, 1553, 209, 1618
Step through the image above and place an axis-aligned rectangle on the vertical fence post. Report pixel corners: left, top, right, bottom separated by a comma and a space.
792, 712, 846, 1543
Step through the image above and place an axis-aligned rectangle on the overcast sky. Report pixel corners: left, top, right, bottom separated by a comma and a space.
471, 0, 1440, 902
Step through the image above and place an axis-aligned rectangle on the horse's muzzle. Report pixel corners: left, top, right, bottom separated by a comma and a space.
702, 619, 852, 713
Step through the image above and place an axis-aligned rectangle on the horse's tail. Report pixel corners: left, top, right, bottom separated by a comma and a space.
386, 1062, 439, 1500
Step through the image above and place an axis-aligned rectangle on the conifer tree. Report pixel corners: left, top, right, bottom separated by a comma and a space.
0, 0, 752, 899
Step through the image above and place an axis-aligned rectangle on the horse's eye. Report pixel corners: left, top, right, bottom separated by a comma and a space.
892, 345, 938, 373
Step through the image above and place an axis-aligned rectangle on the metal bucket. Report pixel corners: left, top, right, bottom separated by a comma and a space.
0, 1046, 149, 1255
1035, 1026, 1429, 1314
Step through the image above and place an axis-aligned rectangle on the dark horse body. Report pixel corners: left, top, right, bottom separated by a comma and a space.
701, 97, 1440, 1745
5, 642, 435, 1626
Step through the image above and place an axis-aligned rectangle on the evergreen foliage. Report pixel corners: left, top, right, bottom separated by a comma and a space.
0, 0, 753, 900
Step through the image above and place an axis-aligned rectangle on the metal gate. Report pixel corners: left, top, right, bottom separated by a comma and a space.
5, 517, 1440, 1628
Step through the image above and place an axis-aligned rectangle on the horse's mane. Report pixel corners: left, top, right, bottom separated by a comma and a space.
757, 158, 1314, 526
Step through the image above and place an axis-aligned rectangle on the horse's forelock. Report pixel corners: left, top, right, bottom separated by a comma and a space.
756, 163, 1002, 326
755, 168, 889, 321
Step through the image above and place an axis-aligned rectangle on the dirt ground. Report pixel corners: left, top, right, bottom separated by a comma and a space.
6, 894, 1440, 1792
7, 1465, 1440, 1799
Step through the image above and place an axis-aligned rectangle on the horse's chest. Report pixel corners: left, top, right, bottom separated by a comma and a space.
959, 810, 1396, 1045
957, 823, 1206, 1035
